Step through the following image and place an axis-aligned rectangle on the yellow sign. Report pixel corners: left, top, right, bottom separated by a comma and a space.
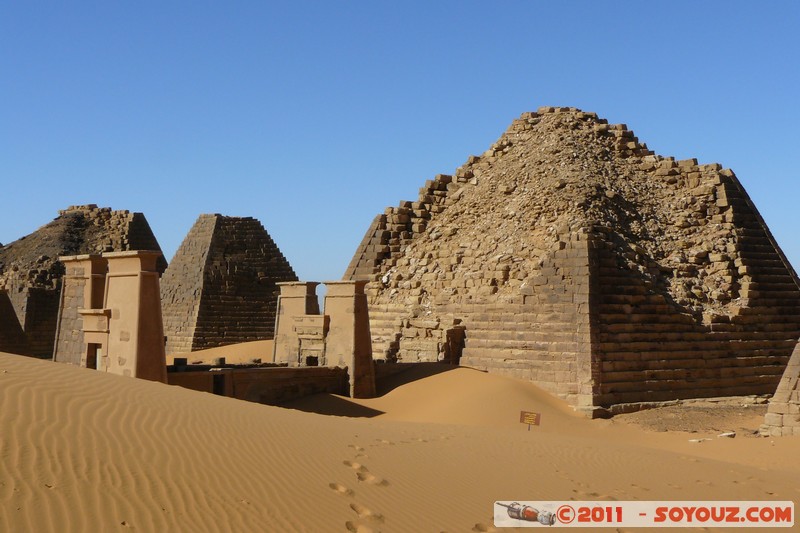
520, 411, 541, 426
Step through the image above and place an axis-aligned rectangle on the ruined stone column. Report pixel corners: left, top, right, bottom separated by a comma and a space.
273, 282, 320, 364
100, 251, 167, 382
323, 280, 376, 398
761, 339, 800, 437
53, 254, 107, 365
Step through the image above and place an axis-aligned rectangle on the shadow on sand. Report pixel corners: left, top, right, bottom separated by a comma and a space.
284, 394, 385, 418
283, 362, 458, 418
375, 362, 457, 395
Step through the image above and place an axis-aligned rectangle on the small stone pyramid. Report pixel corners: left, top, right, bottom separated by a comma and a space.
0, 205, 166, 357
161, 214, 298, 354
346, 106, 800, 415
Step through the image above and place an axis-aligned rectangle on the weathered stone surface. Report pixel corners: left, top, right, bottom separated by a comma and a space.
0, 205, 166, 358
761, 339, 800, 436
52, 255, 107, 366
160, 214, 297, 354
346, 107, 800, 413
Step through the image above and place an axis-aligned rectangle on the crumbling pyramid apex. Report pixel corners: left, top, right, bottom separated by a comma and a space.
161, 213, 298, 354
347, 106, 800, 414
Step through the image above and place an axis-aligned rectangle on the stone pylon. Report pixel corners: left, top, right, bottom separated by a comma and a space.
53, 251, 167, 382
272, 280, 376, 399
324, 281, 376, 399
272, 282, 320, 364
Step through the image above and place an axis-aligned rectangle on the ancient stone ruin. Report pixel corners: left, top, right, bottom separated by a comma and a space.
273, 281, 376, 398
346, 106, 800, 416
53, 251, 167, 382
0, 205, 166, 358
160, 214, 298, 354
761, 339, 800, 436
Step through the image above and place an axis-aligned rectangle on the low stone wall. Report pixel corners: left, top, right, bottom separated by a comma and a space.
168, 366, 349, 406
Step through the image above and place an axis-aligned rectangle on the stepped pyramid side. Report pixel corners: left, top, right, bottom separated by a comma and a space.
761, 339, 800, 436
160, 215, 218, 354
0, 205, 166, 357
346, 107, 800, 413
161, 214, 298, 354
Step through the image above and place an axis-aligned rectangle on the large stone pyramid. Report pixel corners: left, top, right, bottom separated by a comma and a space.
346, 106, 800, 415
0, 205, 166, 357
161, 214, 298, 354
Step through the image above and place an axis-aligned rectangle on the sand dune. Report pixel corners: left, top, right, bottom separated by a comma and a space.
167, 339, 274, 365
2, 351, 798, 532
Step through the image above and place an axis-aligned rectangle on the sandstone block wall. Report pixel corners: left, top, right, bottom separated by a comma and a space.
458, 233, 596, 408
52, 259, 92, 366
161, 214, 298, 354
345, 106, 800, 413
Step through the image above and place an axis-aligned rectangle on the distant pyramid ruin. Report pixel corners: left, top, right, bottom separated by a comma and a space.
161, 214, 298, 354
346, 106, 800, 415
0, 204, 166, 357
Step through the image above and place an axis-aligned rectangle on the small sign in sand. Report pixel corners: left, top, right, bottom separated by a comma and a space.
520, 411, 541, 430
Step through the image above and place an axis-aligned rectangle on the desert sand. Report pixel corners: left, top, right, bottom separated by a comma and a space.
1, 349, 797, 532
167, 340, 274, 366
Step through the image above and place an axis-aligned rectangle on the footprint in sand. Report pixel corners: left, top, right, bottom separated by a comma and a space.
342, 459, 389, 486
573, 490, 602, 498
357, 471, 389, 487
348, 444, 365, 452
343, 460, 368, 473
350, 502, 384, 523
329, 482, 355, 497
471, 523, 497, 532
375, 439, 395, 445
345, 521, 375, 533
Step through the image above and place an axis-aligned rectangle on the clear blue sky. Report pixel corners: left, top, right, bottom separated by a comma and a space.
2, 2, 798, 282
